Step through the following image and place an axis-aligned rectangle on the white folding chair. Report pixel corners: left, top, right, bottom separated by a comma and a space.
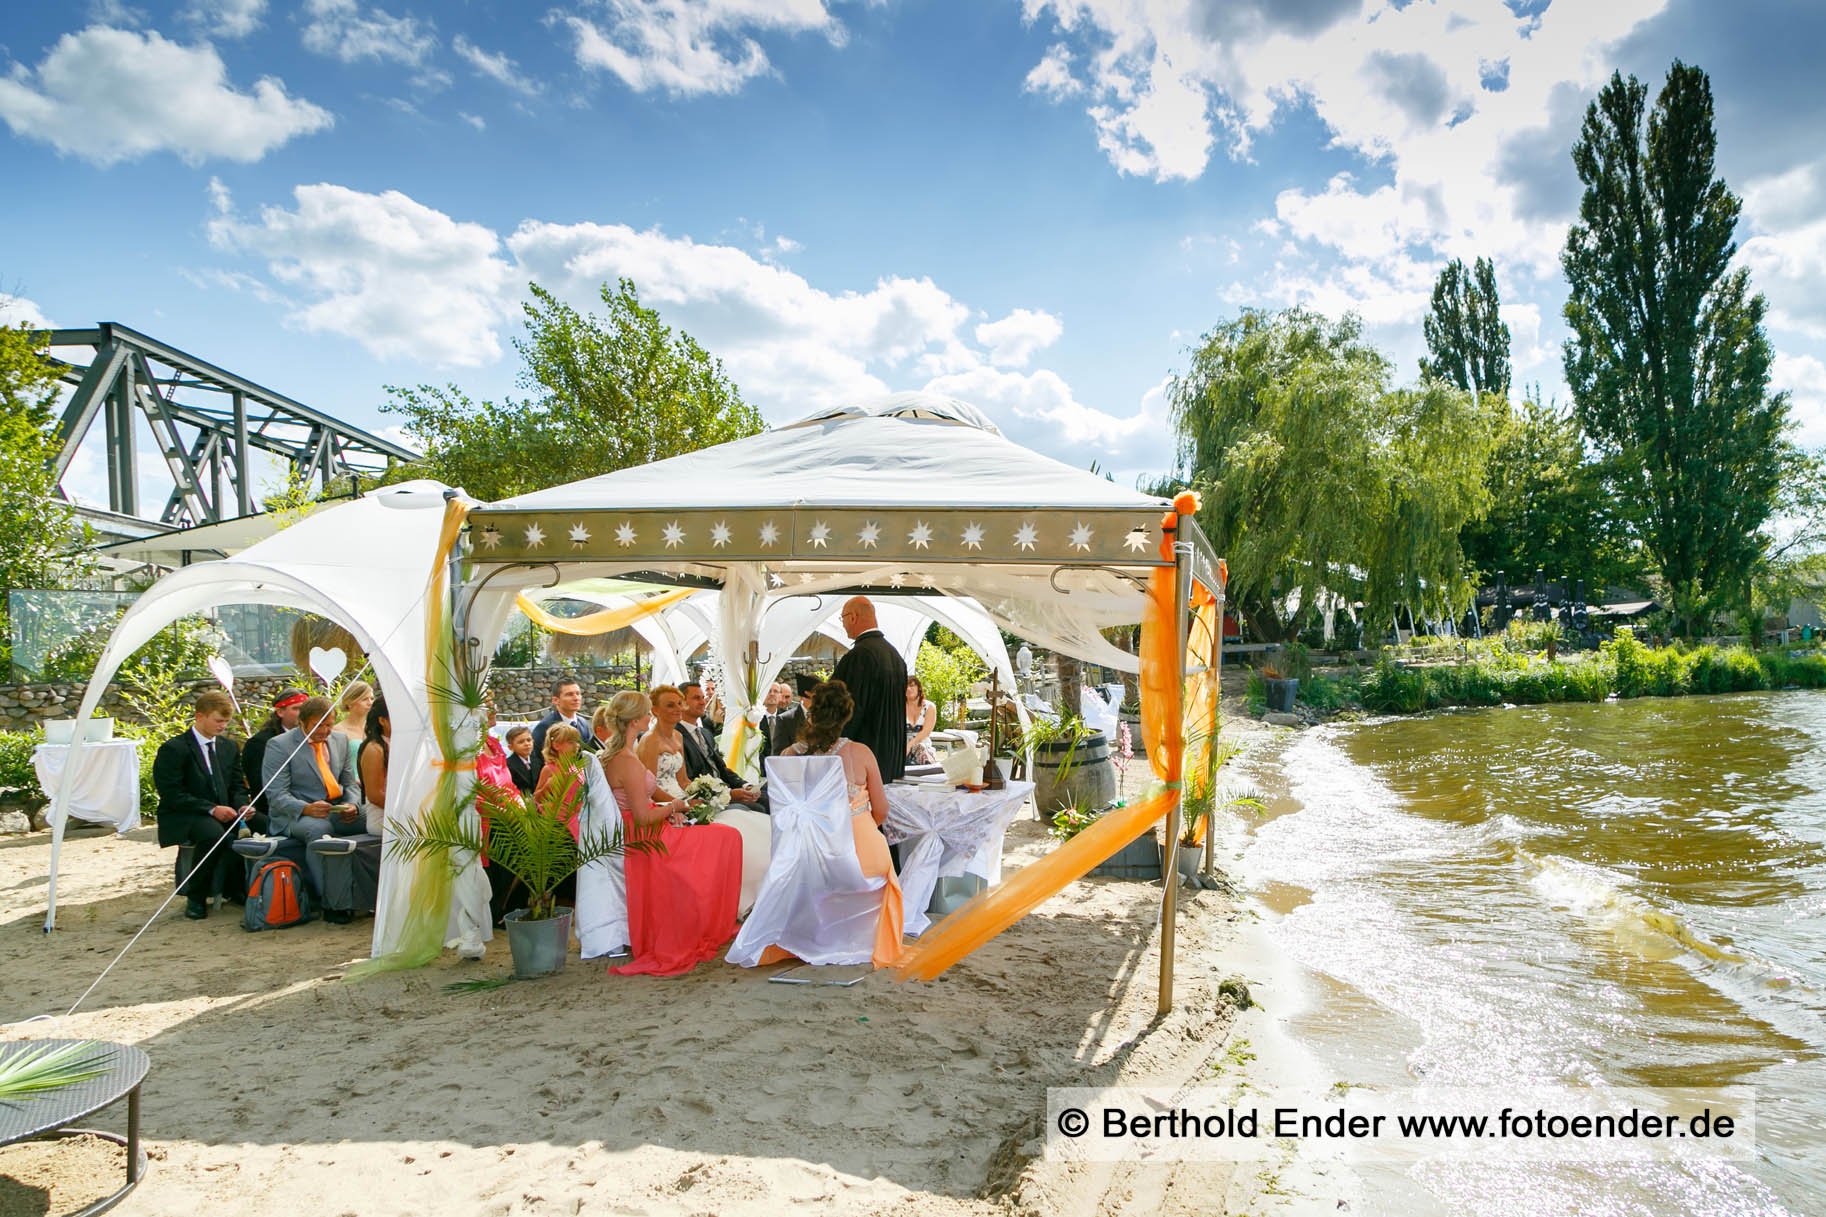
728, 754, 887, 968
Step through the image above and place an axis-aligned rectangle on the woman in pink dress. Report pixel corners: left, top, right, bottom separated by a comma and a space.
598, 690, 743, 976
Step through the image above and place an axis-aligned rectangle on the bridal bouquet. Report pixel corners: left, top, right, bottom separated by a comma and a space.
681, 775, 731, 824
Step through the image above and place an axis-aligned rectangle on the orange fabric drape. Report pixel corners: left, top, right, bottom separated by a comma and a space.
1181, 585, 1219, 845
895, 538, 1189, 981
516, 587, 697, 636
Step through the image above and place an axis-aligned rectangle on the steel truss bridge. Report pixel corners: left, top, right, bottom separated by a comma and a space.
43, 323, 419, 529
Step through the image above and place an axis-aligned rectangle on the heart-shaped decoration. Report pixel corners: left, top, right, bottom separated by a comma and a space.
207, 655, 236, 692
308, 646, 348, 687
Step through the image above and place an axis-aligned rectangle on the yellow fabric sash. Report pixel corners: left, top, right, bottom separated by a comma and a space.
516, 587, 697, 636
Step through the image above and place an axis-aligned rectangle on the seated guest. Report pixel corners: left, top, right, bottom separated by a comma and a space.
504, 725, 538, 795
263, 694, 364, 922
775, 679, 904, 967
332, 681, 374, 749
356, 697, 390, 836
765, 674, 819, 758
590, 704, 617, 751
242, 687, 306, 816
678, 681, 766, 811
905, 675, 938, 766
657, 683, 772, 916
598, 690, 743, 976
530, 677, 598, 785
534, 723, 588, 840
154, 690, 266, 920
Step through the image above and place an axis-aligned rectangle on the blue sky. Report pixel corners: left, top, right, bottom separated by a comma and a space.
3, 0, 1823, 513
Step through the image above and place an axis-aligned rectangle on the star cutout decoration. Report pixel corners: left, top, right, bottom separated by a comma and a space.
798, 572, 815, 584
523, 523, 546, 548
478, 525, 502, 550
566, 523, 590, 548
908, 521, 933, 550
887, 572, 906, 587
759, 521, 780, 547
614, 521, 637, 547
961, 522, 984, 550
858, 521, 881, 548
808, 520, 831, 548
662, 520, 685, 548
919, 573, 935, 588
768, 570, 785, 587
710, 520, 731, 547
1123, 528, 1150, 552
1068, 521, 1093, 551
1013, 522, 1038, 551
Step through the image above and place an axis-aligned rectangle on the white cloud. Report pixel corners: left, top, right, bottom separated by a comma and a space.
206, 181, 518, 365
975, 308, 1063, 367
564, 0, 842, 96
458, 111, 486, 130
1773, 352, 1826, 448
1741, 168, 1826, 341
0, 292, 53, 328
453, 35, 538, 95
301, 0, 436, 67
922, 365, 1171, 478
1024, 43, 1082, 100
182, 0, 266, 38
0, 25, 331, 166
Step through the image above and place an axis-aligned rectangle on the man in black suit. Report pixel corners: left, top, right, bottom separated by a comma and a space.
242, 686, 305, 816
154, 689, 267, 920
765, 674, 817, 757
529, 677, 598, 785
677, 681, 767, 812
831, 596, 909, 783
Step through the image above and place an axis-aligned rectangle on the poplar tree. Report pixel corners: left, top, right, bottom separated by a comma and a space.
1561, 61, 1788, 631
1420, 256, 1510, 398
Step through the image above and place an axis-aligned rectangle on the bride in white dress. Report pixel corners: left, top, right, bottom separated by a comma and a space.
635, 688, 772, 916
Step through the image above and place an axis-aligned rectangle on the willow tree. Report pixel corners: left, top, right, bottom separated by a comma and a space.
1168, 309, 1495, 642
1562, 62, 1788, 631
1420, 256, 1510, 398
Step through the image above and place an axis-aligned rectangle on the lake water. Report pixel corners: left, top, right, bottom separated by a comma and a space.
1235, 690, 1826, 1216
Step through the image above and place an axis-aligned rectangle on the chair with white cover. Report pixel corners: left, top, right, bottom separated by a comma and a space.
727, 754, 892, 968
573, 758, 627, 959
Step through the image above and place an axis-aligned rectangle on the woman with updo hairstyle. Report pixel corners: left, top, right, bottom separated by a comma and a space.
772, 677, 904, 968
596, 688, 743, 976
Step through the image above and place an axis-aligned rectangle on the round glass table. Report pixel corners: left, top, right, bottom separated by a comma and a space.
0, 1040, 149, 1216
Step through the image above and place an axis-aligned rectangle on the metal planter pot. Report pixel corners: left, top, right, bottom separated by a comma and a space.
1264, 677, 1299, 713
503, 906, 573, 978
1176, 843, 1203, 883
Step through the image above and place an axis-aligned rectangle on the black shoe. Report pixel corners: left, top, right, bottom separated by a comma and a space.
184, 897, 209, 920
324, 908, 353, 924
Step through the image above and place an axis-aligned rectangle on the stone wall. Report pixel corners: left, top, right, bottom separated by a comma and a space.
0, 675, 309, 730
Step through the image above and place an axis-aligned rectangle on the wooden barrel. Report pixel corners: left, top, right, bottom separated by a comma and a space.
1031, 729, 1118, 820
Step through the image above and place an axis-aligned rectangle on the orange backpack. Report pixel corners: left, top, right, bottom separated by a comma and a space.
242, 858, 316, 931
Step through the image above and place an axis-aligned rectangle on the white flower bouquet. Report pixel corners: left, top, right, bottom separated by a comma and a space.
681, 774, 731, 824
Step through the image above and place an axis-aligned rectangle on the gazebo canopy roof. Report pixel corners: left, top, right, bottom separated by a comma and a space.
468, 394, 1189, 572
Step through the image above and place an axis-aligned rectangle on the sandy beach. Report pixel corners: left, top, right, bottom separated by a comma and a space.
0, 726, 1345, 1217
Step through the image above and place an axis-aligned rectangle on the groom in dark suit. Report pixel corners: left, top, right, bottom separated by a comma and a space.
154, 689, 267, 919
831, 596, 909, 783
677, 681, 767, 812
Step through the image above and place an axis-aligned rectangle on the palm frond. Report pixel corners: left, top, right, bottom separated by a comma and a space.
443, 976, 517, 994
0, 1041, 112, 1101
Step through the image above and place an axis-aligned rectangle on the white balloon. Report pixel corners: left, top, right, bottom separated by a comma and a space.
207, 655, 235, 691
308, 646, 348, 686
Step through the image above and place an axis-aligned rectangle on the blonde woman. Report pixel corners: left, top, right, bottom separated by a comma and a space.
598, 690, 742, 976
590, 703, 616, 750
331, 681, 374, 748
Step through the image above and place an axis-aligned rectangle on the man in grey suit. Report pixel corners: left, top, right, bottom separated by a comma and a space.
262, 694, 363, 918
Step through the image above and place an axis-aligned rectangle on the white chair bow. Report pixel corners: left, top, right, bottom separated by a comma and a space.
574, 758, 628, 958
728, 754, 886, 968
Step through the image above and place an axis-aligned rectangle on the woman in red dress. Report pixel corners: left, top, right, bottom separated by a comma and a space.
598, 690, 743, 976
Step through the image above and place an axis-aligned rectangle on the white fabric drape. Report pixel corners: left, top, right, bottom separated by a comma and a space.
727, 755, 885, 967
574, 754, 628, 958
883, 782, 1034, 935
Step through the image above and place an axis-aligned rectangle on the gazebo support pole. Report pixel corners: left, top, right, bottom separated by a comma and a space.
1159, 523, 1193, 1015
1205, 572, 1223, 878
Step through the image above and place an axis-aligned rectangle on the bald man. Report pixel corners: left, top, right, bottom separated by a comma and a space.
830, 595, 909, 783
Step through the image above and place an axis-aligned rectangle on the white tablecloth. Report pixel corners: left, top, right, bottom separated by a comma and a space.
34, 739, 142, 834
883, 780, 1034, 935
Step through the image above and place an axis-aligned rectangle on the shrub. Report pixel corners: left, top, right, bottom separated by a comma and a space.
1359, 659, 1430, 713
914, 640, 986, 728
0, 728, 43, 800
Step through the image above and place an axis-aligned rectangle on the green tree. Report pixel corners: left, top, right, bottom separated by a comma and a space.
1561, 62, 1789, 632
1419, 256, 1511, 398
1459, 391, 1645, 592
1167, 308, 1496, 642
383, 279, 764, 501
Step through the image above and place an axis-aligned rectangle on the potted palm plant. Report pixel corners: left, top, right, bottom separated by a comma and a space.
386, 754, 660, 978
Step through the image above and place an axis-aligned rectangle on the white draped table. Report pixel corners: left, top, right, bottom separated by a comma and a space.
883, 780, 1033, 935
33, 739, 141, 833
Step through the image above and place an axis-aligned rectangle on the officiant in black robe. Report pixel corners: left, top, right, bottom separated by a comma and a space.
830, 596, 908, 783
